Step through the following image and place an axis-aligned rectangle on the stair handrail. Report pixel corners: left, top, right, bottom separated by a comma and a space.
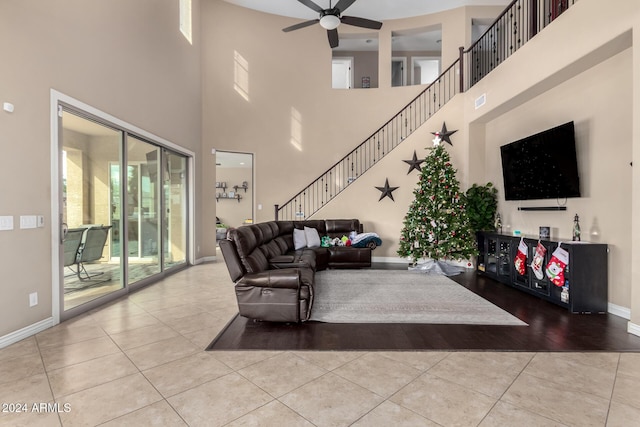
275, 59, 460, 220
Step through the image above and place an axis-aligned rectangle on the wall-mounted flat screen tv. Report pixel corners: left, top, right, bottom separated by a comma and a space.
500, 121, 581, 201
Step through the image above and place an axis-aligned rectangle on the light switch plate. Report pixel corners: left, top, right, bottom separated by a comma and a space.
20, 215, 37, 229
0, 216, 13, 231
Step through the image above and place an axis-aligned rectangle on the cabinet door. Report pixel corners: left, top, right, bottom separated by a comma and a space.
496, 238, 512, 281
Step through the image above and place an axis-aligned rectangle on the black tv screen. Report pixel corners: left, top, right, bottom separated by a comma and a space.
500, 121, 581, 201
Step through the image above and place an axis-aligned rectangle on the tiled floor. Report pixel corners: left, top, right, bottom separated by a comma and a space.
1, 262, 640, 426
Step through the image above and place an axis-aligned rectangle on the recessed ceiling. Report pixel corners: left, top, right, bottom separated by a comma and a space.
223, 0, 510, 21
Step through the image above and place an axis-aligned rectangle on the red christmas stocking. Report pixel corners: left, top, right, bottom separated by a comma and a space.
514, 238, 527, 276
530, 241, 547, 280
546, 244, 569, 287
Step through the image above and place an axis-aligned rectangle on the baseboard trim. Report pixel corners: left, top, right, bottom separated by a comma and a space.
628, 321, 640, 337
0, 317, 54, 349
608, 303, 631, 320
193, 256, 216, 265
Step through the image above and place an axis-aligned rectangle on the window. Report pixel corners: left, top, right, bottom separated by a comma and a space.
179, 0, 192, 44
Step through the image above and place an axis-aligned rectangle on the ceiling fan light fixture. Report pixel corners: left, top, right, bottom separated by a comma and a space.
319, 14, 341, 30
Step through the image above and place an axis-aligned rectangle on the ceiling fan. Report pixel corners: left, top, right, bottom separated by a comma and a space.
282, 0, 383, 48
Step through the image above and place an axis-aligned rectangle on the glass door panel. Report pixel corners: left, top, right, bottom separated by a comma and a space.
61, 111, 124, 311
164, 150, 188, 269
126, 136, 161, 284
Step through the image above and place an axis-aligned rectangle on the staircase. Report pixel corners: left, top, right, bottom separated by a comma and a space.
275, 0, 576, 221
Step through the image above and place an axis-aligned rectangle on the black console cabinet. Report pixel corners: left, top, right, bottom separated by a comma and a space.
476, 232, 608, 313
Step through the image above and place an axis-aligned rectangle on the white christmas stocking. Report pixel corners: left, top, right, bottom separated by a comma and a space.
530, 241, 547, 280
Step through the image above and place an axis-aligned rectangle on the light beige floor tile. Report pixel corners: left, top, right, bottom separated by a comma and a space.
183, 327, 221, 349
502, 373, 609, 426
124, 335, 200, 371
95, 312, 163, 335
100, 400, 187, 427
226, 400, 315, 427
109, 323, 180, 350
143, 352, 233, 397
279, 372, 384, 427
389, 372, 496, 426
479, 401, 568, 426
611, 373, 640, 410
0, 373, 53, 408
352, 400, 438, 427
88, 300, 147, 322
523, 352, 617, 399
377, 351, 449, 371
35, 322, 106, 349
0, 404, 62, 427
292, 351, 364, 371
0, 353, 45, 385
47, 352, 138, 398
168, 373, 273, 427
210, 350, 284, 371
58, 373, 162, 427
333, 352, 422, 398
428, 351, 533, 398
39, 336, 121, 371
238, 352, 326, 397
0, 337, 39, 362
606, 400, 640, 427
163, 311, 231, 336
617, 353, 640, 379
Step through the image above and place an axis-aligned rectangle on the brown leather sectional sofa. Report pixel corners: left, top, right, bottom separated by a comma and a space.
219, 219, 372, 322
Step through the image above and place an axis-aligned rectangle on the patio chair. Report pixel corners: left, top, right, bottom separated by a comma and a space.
74, 225, 112, 280
63, 228, 85, 271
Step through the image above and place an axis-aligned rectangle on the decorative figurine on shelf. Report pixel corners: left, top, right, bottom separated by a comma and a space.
494, 213, 502, 233
573, 214, 581, 241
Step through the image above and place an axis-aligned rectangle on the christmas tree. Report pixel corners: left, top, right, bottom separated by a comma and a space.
398, 134, 477, 264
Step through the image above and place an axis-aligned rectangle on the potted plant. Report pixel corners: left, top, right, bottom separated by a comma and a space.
464, 182, 498, 232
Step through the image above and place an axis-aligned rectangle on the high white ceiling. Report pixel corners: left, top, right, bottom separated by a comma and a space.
223, 0, 510, 21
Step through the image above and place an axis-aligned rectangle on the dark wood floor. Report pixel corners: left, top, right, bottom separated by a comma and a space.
207, 264, 640, 352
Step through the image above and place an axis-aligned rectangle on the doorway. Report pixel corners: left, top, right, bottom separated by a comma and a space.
54, 93, 193, 320
215, 151, 253, 244
331, 58, 353, 89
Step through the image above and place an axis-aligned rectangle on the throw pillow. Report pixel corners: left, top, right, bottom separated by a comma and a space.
304, 226, 321, 248
293, 228, 307, 250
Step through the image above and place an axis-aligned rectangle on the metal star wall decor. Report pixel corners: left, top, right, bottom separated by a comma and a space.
403, 150, 425, 174
375, 178, 399, 202
431, 122, 458, 145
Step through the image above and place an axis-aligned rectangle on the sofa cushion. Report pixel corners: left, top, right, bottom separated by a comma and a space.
293, 228, 306, 250
244, 248, 270, 273
304, 226, 321, 248
325, 219, 360, 238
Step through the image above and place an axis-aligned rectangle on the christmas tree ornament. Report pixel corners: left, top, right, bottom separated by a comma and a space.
432, 133, 442, 146
530, 241, 547, 280
375, 178, 399, 201
514, 237, 527, 276
572, 214, 581, 241
403, 150, 425, 174
431, 122, 458, 146
546, 244, 569, 286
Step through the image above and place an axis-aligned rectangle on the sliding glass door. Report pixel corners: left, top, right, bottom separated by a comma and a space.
59, 107, 189, 317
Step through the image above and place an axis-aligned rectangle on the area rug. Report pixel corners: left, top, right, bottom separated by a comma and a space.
309, 270, 527, 325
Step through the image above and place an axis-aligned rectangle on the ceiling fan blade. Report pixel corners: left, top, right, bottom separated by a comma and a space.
282, 19, 319, 32
334, 0, 357, 13
327, 29, 339, 48
297, 0, 324, 13
340, 15, 383, 30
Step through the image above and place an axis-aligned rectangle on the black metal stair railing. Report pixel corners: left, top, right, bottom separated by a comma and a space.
274, 60, 460, 221
275, 0, 578, 221
460, 0, 576, 91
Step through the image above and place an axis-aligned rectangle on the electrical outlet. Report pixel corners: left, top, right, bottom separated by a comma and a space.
29, 292, 38, 307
